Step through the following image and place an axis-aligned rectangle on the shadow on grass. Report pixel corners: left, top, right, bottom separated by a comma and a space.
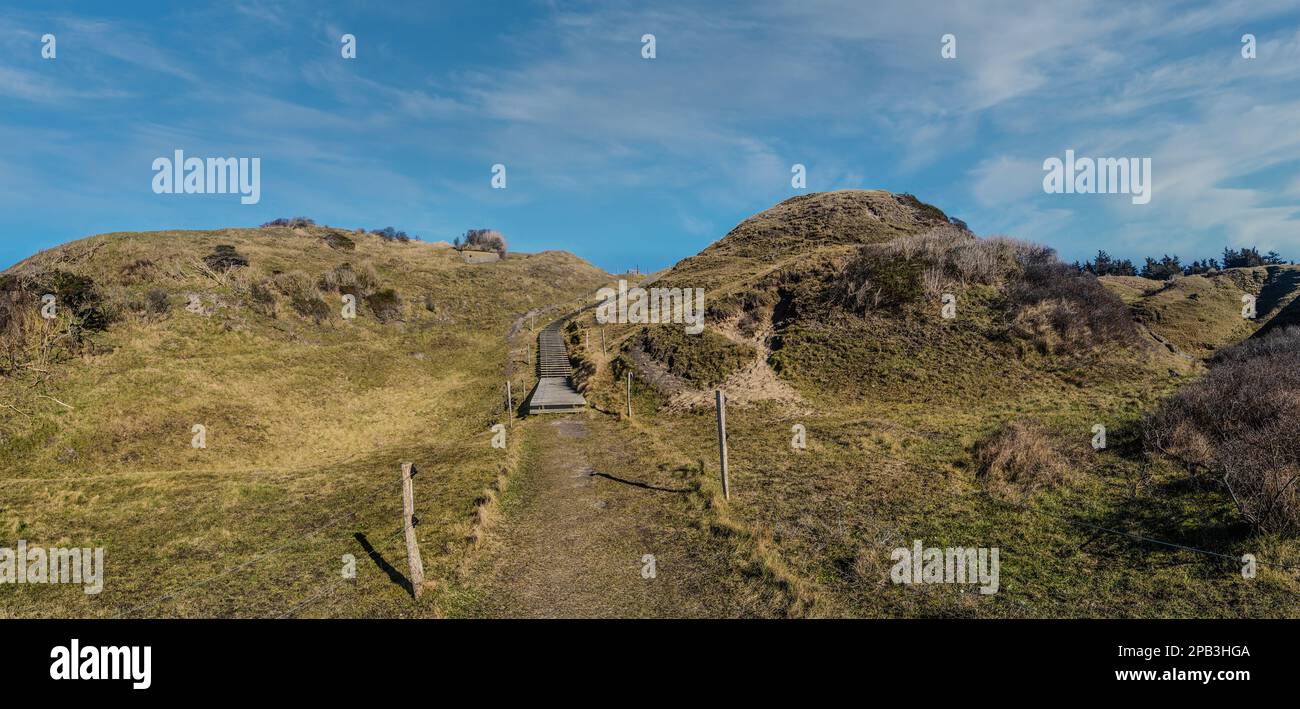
589, 470, 691, 494
354, 532, 413, 598
1061, 471, 1253, 575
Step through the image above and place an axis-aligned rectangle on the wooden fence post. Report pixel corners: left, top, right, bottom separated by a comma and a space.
401, 462, 425, 598
601, 327, 606, 355
715, 390, 729, 500
626, 371, 633, 419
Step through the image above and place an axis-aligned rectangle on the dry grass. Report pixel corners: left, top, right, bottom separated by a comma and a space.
570, 191, 1300, 618
973, 419, 1071, 498
833, 227, 1137, 355
0, 225, 609, 618
1105, 265, 1300, 359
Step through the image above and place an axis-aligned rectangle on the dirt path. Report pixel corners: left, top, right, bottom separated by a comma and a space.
461, 414, 759, 618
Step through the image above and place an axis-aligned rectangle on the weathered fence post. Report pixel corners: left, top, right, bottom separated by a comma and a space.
626, 371, 633, 419
715, 390, 730, 500
601, 327, 607, 355
401, 462, 425, 598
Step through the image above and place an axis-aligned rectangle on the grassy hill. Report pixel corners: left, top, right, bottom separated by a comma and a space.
5, 201, 1296, 619
1101, 265, 1300, 359
0, 225, 608, 617
572, 190, 1300, 617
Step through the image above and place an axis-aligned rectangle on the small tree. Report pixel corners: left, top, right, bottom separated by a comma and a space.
1221, 246, 1283, 268
1140, 254, 1182, 280
1080, 250, 1137, 277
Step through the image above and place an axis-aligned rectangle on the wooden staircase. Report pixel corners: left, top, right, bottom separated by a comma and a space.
527, 321, 587, 414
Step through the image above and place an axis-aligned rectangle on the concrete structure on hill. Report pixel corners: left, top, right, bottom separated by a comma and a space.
460, 249, 500, 264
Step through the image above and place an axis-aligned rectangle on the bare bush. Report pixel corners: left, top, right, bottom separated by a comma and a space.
460, 229, 507, 257
317, 262, 379, 298
835, 226, 1136, 354
261, 217, 316, 228
272, 271, 329, 323
1146, 327, 1300, 534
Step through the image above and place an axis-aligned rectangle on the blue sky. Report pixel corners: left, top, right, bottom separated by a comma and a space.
2, 0, 1299, 273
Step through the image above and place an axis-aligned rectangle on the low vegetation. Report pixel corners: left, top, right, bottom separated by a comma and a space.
635, 325, 754, 387
0, 224, 608, 618
1146, 326, 1300, 534
973, 419, 1071, 499
833, 226, 1136, 355
578, 190, 1299, 618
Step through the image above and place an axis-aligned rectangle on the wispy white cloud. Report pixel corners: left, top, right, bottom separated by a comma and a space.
3, 0, 1300, 270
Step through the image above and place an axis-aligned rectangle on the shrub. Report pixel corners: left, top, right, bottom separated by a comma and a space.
0, 276, 46, 374
364, 288, 403, 323
836, 227, 1137, 353
1146, 327, 1300, 534
248, 280, 278, 318
973, 419, 1070, 497
30, 270, 112, 333
144, 289, 170, 316
1008, 256, 1138, 354
370, 226, 417, 243
834, 226, 1011, 311
609, 353, 634, 383
261, 217, 316, 228
119, 259, 158, 285
0, 270, 113, 374
460, 229, 507, 257
318, 262, 379, 298
273, 271, 329, 323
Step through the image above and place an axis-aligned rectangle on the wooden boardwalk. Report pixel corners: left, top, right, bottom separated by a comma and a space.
527, 321, 587, 414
